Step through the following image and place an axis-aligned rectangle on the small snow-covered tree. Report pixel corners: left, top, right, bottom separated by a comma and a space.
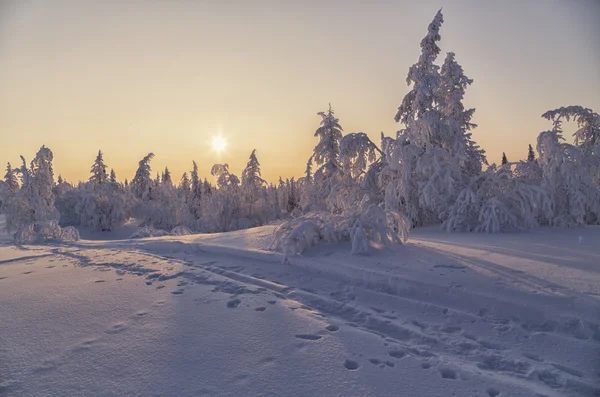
542, 106, 600, 157
89, 150, 108, 185
131, 153, 154, 200
211, 164, 239, 191
339, 132, 382, 180
443, 163, 552, 233
241, 149, 268, 223
189, 161, 203, 219
3, 163, 18, 194
179, 172, 191, 202
527, 144, 535, 162
27, 146, 60, 224
313, 104, 344, 184
6, 147, 60, 232
162, 167, 172, 185
536, 117, 600, 226
501, 152, 508, 165
0, 163, 19, 229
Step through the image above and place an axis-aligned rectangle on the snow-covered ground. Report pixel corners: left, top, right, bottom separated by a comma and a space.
1, 222, 599, 397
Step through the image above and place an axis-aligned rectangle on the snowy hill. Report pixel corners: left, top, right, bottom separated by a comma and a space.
1, 225, 599, 397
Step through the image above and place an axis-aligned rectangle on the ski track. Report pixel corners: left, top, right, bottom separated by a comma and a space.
1, 229, 599, 397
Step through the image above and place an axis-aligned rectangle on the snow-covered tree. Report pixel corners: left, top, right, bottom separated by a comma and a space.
189, 161, 203, 219
339, 132, 382, 180
527, 144, 535, 162
89, 150, 108, 185
162, 167, 172, 185
131, 153, 154, 200
394, 9, 444, 148
542, 106, 600, 156
384, 10, 482, 227
304, 156, 313, 183
179, 172, 191, 202
211, 164, 239, 191
240, 150, 269, 223
5, 147, 60, 232
536, 117, 600, 226
241, 149, 266, 190
313, 104, 343, 181
439, 51, 486, 176
3, 163, 18, 194
443, 164, 551, 233
0, 163, 19, 226
501, 152, 508, 165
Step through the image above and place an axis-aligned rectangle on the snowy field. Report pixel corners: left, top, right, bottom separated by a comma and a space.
1, 220, 599, 397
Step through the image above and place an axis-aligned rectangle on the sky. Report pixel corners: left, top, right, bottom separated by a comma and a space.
1, 0, 599, 184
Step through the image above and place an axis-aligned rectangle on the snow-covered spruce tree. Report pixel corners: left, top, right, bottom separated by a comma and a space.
5, 147, 61, 236
542, 106, 600, 190
501, 152, 508, 165
140, 173, 192, 231
299, 156, 325, 213
0, 163, 19, 230
203, 179, 213, 196
73, 151, 129, 231
179, 172, 191, 202
384, 10, 482, 228
3, 163, 19, 196
339, 132, 382, 180
200, 164, 242, 232
28, 146, 60, 223
189, 161, 202, 220
527, 144, 536, 162
162, 167, 172, 185
241, 149, 272, 225
394, 10, 444, 148
89, 150, 108, 185
131, 153, 154, 200
439, 51, 487, 177
536, 117, 600, 226
312, 104, 344, 207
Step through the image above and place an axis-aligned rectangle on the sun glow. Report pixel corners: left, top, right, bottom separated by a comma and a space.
212, 136, 227, 153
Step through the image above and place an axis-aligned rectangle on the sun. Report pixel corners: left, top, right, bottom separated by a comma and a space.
211, 136, 227, 153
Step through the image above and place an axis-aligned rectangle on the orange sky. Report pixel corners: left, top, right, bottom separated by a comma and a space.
1, 0, 599, 184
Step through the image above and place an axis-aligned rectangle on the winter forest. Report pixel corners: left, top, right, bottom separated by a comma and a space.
2, 10, 598, 255
2, 7, 600, 397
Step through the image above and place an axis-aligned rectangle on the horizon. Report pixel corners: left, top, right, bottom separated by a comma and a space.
1, 0, 599, 184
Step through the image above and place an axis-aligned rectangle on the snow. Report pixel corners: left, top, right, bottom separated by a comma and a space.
1, 220, 599, 397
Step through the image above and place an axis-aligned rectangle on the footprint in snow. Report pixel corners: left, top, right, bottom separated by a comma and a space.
439, 367, 457, 379
326, 325, 339, 332
486, 388, 500, 397
134, 311, 149, 317
171, 290, 184, 295
388, 350, 406, 359
294, 334, 322, 341
227, 299, 241, 308
255, 307, 267, 312
22, 271, 33, 275
344, 360, 360, 370
267, 300, 276, 305
94, 280, 105, 283
105, 323, 127, 334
